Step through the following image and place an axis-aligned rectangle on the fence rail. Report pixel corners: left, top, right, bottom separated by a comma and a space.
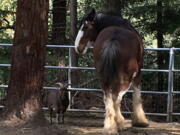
0, 43, 180, 122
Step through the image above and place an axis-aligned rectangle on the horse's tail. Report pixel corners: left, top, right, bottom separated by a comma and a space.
99, 39, 121, 90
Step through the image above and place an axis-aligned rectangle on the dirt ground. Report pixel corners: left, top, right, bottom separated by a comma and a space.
0, 112, 180, 135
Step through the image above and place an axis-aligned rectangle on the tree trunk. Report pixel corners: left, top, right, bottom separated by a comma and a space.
69, 0, 79, 89
70, 0, 78, 68
4, 0, 49, 123
103, 0, 124, 16
70, 0, 77, 43
51, 0, 67, 56
156, 0, 164, 91
50, 0, 67, 83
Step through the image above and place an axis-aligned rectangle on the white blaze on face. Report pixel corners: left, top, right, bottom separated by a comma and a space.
75, 24, 84, 53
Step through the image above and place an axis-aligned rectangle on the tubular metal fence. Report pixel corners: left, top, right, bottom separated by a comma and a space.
0, 43, 180, 122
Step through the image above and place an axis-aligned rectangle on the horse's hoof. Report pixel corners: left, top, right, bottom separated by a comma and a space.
132, 122, 149, 127
103, 127, 118, 135
116, 124, 124, 132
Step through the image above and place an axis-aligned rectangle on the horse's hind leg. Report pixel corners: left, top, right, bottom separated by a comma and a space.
103, 91, 118, 135
132, 85, 149, 127
113, 90, 127, 131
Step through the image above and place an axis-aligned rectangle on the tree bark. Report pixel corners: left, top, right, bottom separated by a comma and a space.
70, 0, 79, 87
51, 0, 67, 45
4, 0, 49, 123
103, 0, 124, 16
70, 0, 77, 43
70, 0, 78, 66
156, 0, 164, 91
50, 0, 67, 83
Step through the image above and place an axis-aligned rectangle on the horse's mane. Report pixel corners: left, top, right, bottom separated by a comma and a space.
94, 12, 138, 34
79, 9, 141, 39
79, 11, 121, 28
97, 11, 122, 17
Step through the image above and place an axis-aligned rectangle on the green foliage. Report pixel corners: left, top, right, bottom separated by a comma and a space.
0, 0, 16, 43
0, 0, 16, 98
77, 0, 103, 25
124, 0, 180, 47
0, 0, 16, 10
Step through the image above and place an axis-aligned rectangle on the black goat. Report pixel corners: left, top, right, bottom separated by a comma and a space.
45, 83, 69, 124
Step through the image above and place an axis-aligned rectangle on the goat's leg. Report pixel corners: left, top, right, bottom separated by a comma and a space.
50, 109, 53, 124
132, 85, 149, 127
62, 113, 65, 124
57, 113, 60, 124
103, 92, 117, 135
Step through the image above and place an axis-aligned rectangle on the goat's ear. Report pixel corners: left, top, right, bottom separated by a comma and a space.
55, 82, 64, 88
63, 83, 71, 88
90, 8, 96, 15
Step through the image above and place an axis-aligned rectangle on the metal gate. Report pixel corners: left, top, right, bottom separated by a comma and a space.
0, 43, 180, 122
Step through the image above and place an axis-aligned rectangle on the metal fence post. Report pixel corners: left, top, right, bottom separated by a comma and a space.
1, 43, 180, 117
167, 48, 174, 122
68, 47, 72, 109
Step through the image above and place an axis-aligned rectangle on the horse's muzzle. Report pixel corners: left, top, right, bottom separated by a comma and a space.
75, 46, 85, 54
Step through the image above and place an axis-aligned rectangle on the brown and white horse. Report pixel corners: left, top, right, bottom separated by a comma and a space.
75, 9, 149, 135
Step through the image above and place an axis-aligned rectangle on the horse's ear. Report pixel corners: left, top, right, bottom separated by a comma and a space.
90, 8, 96, 15
87, 8, 96, 21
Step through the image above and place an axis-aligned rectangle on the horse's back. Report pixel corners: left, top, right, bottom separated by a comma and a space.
93, 26, 143, 91
95, 12, 139, 35
94, 26, 143, 63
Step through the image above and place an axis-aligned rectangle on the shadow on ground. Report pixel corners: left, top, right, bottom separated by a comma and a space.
0, 112, 180, 135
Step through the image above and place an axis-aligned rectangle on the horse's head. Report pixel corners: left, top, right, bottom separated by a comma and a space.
75, 9, 96, 54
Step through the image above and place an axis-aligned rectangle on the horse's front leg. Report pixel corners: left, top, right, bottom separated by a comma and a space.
132, 85, 149, 127
103, 91, 118, 135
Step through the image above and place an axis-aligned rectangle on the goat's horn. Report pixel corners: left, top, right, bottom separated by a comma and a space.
64, 83, 71, 87
55, 82, 63, 88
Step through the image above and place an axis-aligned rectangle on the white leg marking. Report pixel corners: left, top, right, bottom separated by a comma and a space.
132, 85, 149, 126
26, 46, 30, 54
103, 93, 117, 135
132, 72, 137, 78
113, 89, 128, 130
75, 24, 84, 53
117, 90, 127, 102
